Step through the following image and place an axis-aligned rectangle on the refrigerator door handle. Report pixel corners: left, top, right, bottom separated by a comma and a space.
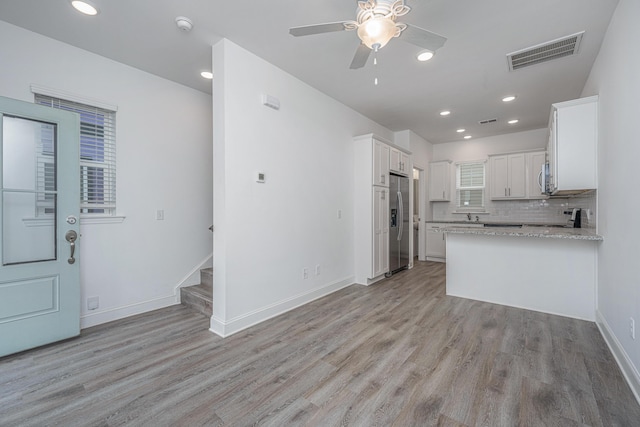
397, 190, 403, 241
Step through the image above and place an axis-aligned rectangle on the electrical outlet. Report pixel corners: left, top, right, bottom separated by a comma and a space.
631, 317, 636, 340
315, 264, 320, 276
87, 296, 99, 311
303, 268, 308, 279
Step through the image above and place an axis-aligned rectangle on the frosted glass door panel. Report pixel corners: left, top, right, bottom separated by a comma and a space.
2, 116, 56, 265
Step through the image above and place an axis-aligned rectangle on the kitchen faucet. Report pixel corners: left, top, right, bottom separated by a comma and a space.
467, 213, 472, 221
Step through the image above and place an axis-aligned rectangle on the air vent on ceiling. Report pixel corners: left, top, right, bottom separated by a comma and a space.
507, 31, 584, 71
479, 118, 498, 125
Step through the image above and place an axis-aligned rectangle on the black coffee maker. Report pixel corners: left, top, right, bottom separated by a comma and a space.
564, 208, 582, 228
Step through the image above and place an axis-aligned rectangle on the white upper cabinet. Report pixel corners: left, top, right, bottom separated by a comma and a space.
489, 153, 526, 200
390, 147, 410, 176
526, 151, 547, 199
547, 96, 598, 195
429, 161, 451, 201
373, 139, 390, 187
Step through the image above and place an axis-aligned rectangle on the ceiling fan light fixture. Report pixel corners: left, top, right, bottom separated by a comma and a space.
357, 17, 397, 49
70, 0, 99, 16
417, 50, 434, 62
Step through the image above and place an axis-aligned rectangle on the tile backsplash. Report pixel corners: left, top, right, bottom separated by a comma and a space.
432, 191, 597, 229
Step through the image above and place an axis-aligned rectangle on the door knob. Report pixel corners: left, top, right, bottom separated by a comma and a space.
65, 230, 78, 264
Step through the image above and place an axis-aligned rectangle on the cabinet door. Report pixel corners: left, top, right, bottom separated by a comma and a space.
547, 111, 558, 193
389, 148, 401, 174
373, 140, 390, 187
490, 154, 526, 199
400, 152, 410, 174
508, 153, 526, 198
426, 224, 446, 259
429, 162, 450, 201
490, 155, 509, 199
527, 151, 547, 199
372, 187, 389, 278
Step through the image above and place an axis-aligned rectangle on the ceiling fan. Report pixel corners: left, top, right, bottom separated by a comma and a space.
289, 0, 447, 69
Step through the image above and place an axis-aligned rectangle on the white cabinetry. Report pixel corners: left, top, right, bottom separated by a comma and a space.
489, 153, 526, 200
426, 223, 484, 262
390, 148, 410, 176
373, 139, 390, 187
429, 161, 451, 201
547, 96, 598, 195
354, 134, 410, 284
526, 151, 547, 199
426, 223, 447, 261
372, 187, 389, 277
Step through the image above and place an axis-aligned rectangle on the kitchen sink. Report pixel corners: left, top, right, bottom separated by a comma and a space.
483, 223, 522, 228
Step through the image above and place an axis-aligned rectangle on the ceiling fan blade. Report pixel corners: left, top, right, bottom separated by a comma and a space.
400, 24, 447, 51
350, 43, 371, 69
289, 22, 349, 37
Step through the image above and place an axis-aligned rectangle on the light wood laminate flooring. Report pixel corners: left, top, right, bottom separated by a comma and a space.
1, 261, 639, 426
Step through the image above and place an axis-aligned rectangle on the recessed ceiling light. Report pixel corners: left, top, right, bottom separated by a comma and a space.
440, 110, 451, 116
417, 51, 434, 62
200, 71, 213, 79
502, 95, 517, 102
456, 128, 465, 133
464, 135, 472, 140
70, 0, 99, 15
508, 119, 519, 124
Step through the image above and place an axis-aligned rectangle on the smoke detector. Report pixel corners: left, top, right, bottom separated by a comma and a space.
175, 16, 193, 32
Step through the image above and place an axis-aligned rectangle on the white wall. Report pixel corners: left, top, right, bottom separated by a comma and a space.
211, 39, 393, 336
0, 21, 213, 327
432, 128, 547, 162
581, 0, 640, 400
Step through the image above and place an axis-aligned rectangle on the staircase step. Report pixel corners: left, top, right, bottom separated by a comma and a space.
200, 267, 213, 288
180, 283, 212, 317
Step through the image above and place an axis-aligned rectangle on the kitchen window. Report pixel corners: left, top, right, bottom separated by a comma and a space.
456, 161, 485, 210
34, 91, 116, 216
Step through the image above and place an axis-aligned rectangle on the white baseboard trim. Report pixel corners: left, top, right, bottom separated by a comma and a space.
81, 295, 176, 329
209, 276, 354, 338
596, 309, 640, 406
173, 253, 213, 303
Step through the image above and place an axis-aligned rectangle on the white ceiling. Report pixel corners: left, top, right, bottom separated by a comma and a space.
0, 0, 618, 144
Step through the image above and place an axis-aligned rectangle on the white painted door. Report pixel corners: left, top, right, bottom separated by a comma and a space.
0, 96, 80, 357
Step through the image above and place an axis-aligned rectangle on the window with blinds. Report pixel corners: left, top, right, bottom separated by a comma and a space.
456, 162, 485, 209
35, 94, 116, 215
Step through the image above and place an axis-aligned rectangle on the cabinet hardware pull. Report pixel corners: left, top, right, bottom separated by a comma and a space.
504, 188, 507, 196
442, 191, 445, 199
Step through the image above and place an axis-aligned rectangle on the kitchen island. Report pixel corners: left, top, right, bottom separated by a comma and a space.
434, 225, 602, 321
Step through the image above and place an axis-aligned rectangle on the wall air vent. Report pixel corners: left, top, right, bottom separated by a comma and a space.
478, 118, 498, 125
507, 31, 584, 71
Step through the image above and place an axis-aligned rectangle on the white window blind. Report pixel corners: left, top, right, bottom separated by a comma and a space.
35, 94, 116, 215
456, 162, 485, 209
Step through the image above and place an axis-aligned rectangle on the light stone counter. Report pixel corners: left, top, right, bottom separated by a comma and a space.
430, 224, 602, 241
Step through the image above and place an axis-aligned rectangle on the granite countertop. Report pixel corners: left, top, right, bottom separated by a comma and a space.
429, 224, 603, 241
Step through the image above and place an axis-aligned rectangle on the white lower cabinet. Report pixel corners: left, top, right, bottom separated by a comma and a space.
426, 223, 447, 261
372, 187, 389, 277
426, 222, 484, 262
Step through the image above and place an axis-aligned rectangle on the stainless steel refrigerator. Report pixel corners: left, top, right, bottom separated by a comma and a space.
389, 174, 410, 274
